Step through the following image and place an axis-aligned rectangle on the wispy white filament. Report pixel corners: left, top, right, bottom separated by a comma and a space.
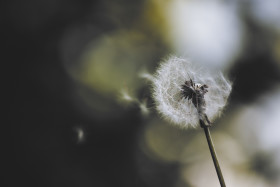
119, 89, 150, 116
152, 56, 232, 128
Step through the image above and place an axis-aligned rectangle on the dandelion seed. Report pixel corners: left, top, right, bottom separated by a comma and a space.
138, 99, 150, 116
119, 88, 150, 117
139, 69, 154, 82
74, 127, 85, 144
119, 89, 136, 103
152, 56, 232, 128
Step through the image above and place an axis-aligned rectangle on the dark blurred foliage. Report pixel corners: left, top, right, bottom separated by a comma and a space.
5, 1, 174, 187
4, 0, 280, 187
230, 11, 280, 104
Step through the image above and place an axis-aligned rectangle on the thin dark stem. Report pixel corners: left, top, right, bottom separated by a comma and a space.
200, 120, 226, 187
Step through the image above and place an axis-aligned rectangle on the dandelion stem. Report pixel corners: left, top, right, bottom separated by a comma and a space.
200, 120, 226, 187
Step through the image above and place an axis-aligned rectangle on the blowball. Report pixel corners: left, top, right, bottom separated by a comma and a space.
152, 56, 232, 128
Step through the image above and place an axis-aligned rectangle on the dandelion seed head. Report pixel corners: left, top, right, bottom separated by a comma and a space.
152, 56, 232, 128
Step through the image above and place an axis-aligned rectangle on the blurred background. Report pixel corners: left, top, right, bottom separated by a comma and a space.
5, 0, 280, 186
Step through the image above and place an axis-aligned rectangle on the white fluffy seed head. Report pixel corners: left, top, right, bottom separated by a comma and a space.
152, 56, 232, 128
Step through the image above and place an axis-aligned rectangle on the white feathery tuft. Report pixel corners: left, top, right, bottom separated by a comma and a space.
152, 56, 232, 128
119, 88, 150, 117
138, 69, 154, 82
139, 99, 150, 116
120, 89, 136, 103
